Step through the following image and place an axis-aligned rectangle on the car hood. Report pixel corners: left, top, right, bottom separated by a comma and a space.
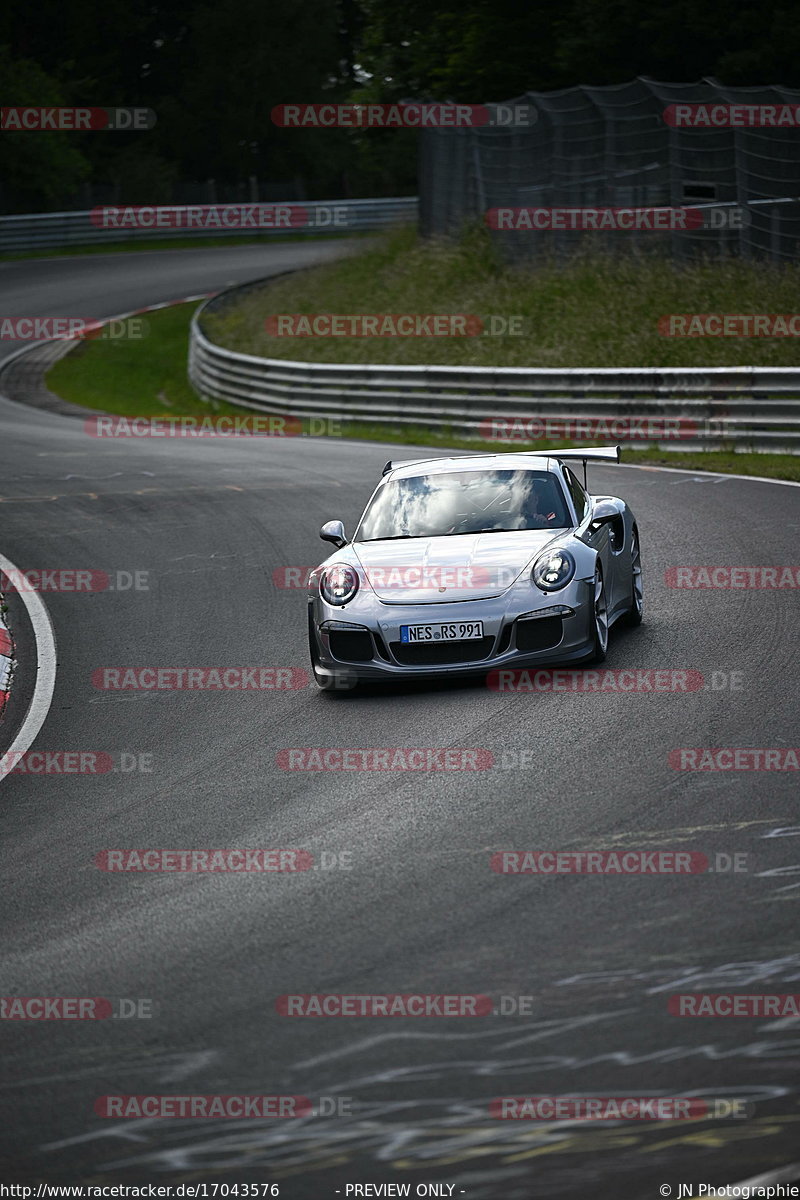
352, 530, 568, 603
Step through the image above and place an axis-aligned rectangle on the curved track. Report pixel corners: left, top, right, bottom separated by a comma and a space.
1, 243, 799, 1197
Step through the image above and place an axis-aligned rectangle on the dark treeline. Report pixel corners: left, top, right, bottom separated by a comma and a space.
2, 0, 798, 211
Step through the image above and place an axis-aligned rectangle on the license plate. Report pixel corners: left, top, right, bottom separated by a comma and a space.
400, 621, 484, 644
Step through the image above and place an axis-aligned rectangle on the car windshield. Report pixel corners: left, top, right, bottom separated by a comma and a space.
356, 469, 571, 541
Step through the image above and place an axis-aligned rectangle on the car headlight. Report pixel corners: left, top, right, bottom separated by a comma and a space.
320, 564, 359, 605
531, 549, 576, 591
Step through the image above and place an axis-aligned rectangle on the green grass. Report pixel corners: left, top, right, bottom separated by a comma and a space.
203, 224, 800, 368
45, 299, 800, 482
47, 301, 244, 418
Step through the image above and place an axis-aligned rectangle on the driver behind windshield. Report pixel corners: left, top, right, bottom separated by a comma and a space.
519, 479, 562, 528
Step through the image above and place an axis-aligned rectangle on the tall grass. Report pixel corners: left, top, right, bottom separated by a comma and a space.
205, 224, 800, 368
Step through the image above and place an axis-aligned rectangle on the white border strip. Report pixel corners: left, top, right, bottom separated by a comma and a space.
691, 1162, 800, 1196
733, 1161, 800, 1187
0, 551, 57, 785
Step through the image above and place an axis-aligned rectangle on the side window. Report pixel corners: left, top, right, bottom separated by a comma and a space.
564, 468, 589, 523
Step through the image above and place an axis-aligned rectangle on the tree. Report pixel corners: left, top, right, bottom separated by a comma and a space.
0, 45, 90, 212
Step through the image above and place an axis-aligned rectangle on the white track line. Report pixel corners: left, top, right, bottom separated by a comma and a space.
616, 460, 800, 487
690, 1161, 800, 1196
0, 551, 57, 785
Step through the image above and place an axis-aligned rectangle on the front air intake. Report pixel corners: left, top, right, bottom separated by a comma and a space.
515, 615, 563, 653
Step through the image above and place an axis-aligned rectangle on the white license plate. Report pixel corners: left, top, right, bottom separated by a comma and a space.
400, 621, 484, 644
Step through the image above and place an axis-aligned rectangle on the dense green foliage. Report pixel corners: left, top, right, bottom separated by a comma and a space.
3, 0, 798, 210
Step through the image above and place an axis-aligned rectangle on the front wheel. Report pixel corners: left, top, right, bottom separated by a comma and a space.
310, 658, 360, 693
622, 528, 644, 627
587, 563, 609, 663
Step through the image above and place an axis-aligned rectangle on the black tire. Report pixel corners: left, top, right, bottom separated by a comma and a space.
622, 527, 644, 627
310, 660, 360, 693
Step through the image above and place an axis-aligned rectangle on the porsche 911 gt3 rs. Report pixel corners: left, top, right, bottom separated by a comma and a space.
307, 446, 642, 689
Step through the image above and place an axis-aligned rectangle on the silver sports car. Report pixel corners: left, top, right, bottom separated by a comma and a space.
307, 446, 643, 689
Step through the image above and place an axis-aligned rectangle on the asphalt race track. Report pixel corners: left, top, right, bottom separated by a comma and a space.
1, 241, 799, 1197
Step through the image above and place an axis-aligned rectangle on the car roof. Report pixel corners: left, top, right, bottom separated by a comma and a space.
384, 454, 558, 480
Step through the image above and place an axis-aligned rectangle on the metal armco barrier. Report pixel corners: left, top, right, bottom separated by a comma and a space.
188, 294, 800, 452
0, 197, 418, 253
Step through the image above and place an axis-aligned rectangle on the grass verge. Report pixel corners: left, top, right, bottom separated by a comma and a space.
47, 302, 244, 418
45, 300, 800, 482
203, 224, 800, 369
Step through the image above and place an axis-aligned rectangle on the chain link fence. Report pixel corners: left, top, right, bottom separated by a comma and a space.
419, 77, 800, 263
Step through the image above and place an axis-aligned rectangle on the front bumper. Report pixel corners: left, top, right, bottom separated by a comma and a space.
309, 576, 597, 683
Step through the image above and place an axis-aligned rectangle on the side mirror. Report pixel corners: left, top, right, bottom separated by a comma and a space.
589, 500, 620, 530
320, 519, 347, 548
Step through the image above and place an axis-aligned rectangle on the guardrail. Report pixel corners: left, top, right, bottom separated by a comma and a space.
189, 291, 800, 452
0, 196, 418, 253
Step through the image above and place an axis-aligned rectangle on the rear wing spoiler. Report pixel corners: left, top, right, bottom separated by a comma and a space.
544, 445, 620, 488
548, 446, 621, 465
382, 445, 621, 481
